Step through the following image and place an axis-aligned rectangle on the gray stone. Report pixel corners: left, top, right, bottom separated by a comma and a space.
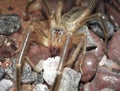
0, 66, 5, 80
34, 73, 44, 84
36, 56, 61, 86
21, 63, 37, 83
6, 58, 40, 84
0, 79, 13, 91
0, 14, 21, 35
88, 19, 114, 39
77, 26, 97, 49
100, 88, 114, 91
58, 67, 81, 91
6, 58, 16, 79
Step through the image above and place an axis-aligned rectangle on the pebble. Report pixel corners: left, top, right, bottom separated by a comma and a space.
58, 67, 81, 91
85, 67, 120, 91
0, 66, 5, 80
81, 53, 98, 82
88, 19, 114, 39
108, 30, 120, 65
89, 30, 104, 61
21, 63, 37, 83
77, 26, 96, 48
6, 58, 43, 84
0, 35, 6, 47
0, 14, 21, 35
0, 79, 13, 91
34, 73, 44, 84
6, 58, 16, 79
32, 83, 49, 91
36, 56, 61, 86
100, 88, 114, 91
29, 43, 50, 65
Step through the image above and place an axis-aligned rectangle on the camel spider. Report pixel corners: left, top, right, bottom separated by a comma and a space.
16, 0, 108, 91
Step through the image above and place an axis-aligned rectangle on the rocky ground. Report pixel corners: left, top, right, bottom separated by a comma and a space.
0, 0, 120, 91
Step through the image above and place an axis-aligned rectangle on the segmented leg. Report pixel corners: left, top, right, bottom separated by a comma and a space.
42, 0, 56, 28
49, 33, 72, 91
24, 56, 42, 73
58, 34, 72, 71
72, 0, 100, 26
73, 13, 108, 55
64, 33, 87, 73
16, 64, 21, 91
55, 0, 63, 23
16, 27, 31, 91
16, 22, 35, 91
79, 33, 87, 73
25, 0, 36, 18
82, 13, 109, 54
50, 33, 87, 91
42, 0, 52, 17
49, 72, 62, 91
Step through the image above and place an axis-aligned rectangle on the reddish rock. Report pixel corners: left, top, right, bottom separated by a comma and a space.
105, 2, 120, 28
0, 39, 17, 58
80, 53, 98, 82
89, 31, 104, 61
1, 60, 11, 68
83, 67, 120, 91
0, 0, 30, 19
108, 30, 120, 65
28, 43, 50, 65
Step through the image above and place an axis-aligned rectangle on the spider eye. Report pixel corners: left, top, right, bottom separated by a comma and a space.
52, 28, 64, 35
52, 29, 61, 33
55, 29, 60, 32
51, 28, 64, 43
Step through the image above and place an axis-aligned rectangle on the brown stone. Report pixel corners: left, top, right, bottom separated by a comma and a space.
108, 30, 120, 65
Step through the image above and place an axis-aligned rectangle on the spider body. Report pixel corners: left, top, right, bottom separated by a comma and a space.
16, 0, 109, 91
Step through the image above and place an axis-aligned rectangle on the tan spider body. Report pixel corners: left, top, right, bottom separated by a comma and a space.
16, 0, 108, 91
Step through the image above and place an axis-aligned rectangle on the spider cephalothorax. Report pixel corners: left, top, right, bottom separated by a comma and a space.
50, 27, 65, 56
50, 28, 65, 47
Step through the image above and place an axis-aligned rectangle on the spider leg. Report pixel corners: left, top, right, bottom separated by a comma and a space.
81, 13, 109, 55
79, 34, 87, 73
16, 27, 32, 91
64, 33, 87, 73
58, 34, 72, 71
24, 56, 42, 73
42, 0, 56, 28
16, 64, 21, 91
50, 34, 72, 91
32, 21, 50, 47
72, 0, 100, 26
55, 0, 63, 23
50, 33, 87, 91
42, 0, 52, 18
25, 0, 36, 18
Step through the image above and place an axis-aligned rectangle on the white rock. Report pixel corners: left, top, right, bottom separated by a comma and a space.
99, 55, 107, 66
36, 56, 61, 86
32, 83, 49, 91
58, 67, 81, 91
0, 79, 13, 91
101, 88, 114, 91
